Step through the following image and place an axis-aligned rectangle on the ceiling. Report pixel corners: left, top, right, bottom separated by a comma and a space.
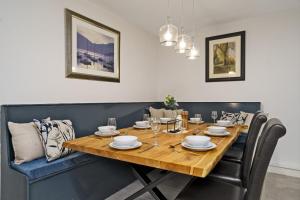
90, 0, 300, 35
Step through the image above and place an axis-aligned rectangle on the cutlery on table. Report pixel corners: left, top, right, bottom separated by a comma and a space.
169, 142, 182, 148
138, 145, 155, 153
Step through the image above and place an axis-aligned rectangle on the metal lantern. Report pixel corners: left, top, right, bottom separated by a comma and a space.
186, 43, 200, 60
159, 16, 178, 47
175, 27, 192, 53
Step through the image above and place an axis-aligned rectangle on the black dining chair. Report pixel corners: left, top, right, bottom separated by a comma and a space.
175, 118, 286, 200
207, 112, 268, 186
222, 112, 264, 163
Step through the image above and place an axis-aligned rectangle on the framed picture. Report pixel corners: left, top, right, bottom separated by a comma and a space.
205, 31, 245, 82
65, 9, 120, 82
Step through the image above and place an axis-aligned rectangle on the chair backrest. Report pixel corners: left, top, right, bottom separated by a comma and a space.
241, 112, 268, 187
245, 118, 286, 200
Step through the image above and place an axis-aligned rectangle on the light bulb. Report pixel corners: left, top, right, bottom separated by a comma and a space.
164, 30, 172, 41
179, 39, 186, 49
186, 45, 199, 60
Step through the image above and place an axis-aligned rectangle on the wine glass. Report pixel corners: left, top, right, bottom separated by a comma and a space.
211, 111, 218, 124
150, 118, 160, 146
195, 113, 202, 125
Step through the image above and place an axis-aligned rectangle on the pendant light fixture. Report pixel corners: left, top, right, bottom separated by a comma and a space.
175, 0, 192, 53
186, 0, 200, 59
159, 0, 178, 47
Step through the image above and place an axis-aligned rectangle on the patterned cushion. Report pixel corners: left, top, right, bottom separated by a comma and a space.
236, 112, 248, 125
220, 111, 240, 124
34, 119, 75, 162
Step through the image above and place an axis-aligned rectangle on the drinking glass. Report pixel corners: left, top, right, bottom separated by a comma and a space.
195, 114, 202, 125
143, 114, 150, 121
107, 117, 117, 128
211, 111, 218, 124
107, 117, 117, 141
150, 118, 161, 146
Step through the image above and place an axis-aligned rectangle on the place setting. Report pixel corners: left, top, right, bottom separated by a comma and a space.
189, 113, 204, 124
214, 120, 235, 128
204, 126, 231, 137
95, 118, 120, 137
109, 135, 143, 150
133, 114, 151, 129
133, 121, 151, 129
181, 135, 217, 151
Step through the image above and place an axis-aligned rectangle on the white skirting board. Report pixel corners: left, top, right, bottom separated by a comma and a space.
268, 165, 300, 178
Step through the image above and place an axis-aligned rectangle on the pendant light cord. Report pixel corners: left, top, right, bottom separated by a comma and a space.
180, 0, 183, 28
192, 0, 196, 41
167, 0, 171, 20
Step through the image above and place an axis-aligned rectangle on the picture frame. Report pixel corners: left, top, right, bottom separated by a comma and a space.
205, 31, 245, 82
65, 9, 120, 82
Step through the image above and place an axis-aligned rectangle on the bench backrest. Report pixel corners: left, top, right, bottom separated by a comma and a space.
1, 102, 260, 163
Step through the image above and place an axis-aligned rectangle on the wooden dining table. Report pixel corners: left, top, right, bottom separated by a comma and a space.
63, 123, 242, 200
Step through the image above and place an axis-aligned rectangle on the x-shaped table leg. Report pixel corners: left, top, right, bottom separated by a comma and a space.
125, 165, 175, 200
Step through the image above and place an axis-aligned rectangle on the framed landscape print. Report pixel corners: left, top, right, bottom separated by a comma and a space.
205, 31, 245, 82
65, 9, 120, 82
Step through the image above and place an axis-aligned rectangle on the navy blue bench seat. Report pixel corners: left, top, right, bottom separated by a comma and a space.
11, 152, 99, 182
1, 102, 260, 200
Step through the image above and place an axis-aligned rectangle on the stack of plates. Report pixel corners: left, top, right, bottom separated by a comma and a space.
204, 126, 230, 137
181, 135, 216, 151
109, 141, 142, 150
109, 136, 142, 150
94, 130, 120, 137
181, 141, 216, 151
204, 131, 230, 136
133, 125, 151, 129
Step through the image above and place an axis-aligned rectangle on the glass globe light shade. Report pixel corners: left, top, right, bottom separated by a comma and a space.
175, 33, 192, 53
186, 44, 200, 59
159, 17, 178, 47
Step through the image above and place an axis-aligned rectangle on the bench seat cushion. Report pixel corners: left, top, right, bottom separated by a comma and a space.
11, 152, 99, 181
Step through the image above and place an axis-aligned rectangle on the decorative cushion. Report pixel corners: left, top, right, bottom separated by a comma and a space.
163, 109, 177, 118
8, 122, 45, 164
34, 119, 75, 162
149, 107, 164, 119
11, 152, 99, 181
242, 112, 254, 126
220, 111, 240, 124
236, 112, 248, 125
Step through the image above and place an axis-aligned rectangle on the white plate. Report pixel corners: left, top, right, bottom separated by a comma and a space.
133, 125, 151, 129
181, 141, 216, 151
188, 120, 205, 124
109, 141, 142, 150
204, 131, 231, 137
94, 130, 120, 137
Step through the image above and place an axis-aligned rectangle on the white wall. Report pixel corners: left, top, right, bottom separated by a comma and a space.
157, 9, 300, 170
0, 0, 158, 104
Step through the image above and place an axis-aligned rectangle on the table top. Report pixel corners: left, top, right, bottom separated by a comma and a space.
63, 123, 241, 178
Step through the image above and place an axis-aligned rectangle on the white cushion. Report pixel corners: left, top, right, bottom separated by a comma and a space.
163, 109, 177, 118
8, 122, 45, 164
149, 107, 164, 119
